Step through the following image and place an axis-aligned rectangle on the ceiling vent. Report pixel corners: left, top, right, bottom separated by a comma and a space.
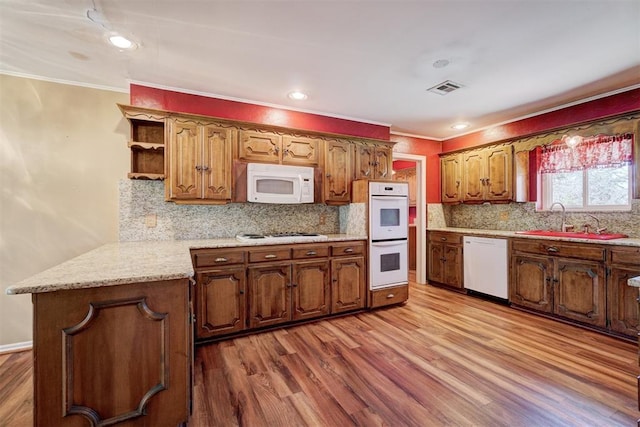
427, 80, 464, 95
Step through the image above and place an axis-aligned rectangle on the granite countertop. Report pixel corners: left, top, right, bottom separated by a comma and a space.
628, 277, 640, 288
6, 234, 366, 296
427, 227, 640, 247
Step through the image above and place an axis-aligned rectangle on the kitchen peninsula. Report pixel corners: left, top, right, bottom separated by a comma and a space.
7, 234, 366, 426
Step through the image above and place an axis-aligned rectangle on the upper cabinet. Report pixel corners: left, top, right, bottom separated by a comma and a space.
441, 154, 463, 204
440, 144, 513, 204
355, 143, 393, 180
238, 131, 321, 166
118, 105, 166, 180
166, 119, 234, 203
394, 167, 417, 206
323, 140, 352, 205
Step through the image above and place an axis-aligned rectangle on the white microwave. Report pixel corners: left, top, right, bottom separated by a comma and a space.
247, 163, 314, 204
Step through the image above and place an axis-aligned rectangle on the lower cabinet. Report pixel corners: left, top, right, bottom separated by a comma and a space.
427, 231, 463, 289
608, 246, 640, 337
191, 240, 366, 341
510, 239, 607, 329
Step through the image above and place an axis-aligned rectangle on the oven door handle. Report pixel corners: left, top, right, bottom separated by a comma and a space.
370, 195, 407, 202
371, 240, 407, 247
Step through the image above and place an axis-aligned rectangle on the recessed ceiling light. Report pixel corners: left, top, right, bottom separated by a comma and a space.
109, 34, 137, 50
288, 91, 308, 100
451, 122, 470, 130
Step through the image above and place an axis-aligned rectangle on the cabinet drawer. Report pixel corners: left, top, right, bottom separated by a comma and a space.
292, 244, 329, 259
192, 249, 246, 268
370, 285, 409, 308
249, 247, 292, 263
610, 246, 640, 266
428, 232, 462, 245
331, 241, 365, 256
511, 239, 605, 261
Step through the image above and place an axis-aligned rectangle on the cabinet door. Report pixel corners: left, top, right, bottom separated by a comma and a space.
406, 168, 417, 206
331, 256, 366, 313
510, 254, 553, 313
374, 146, 392, 179
608, 266, 640, 337
462, 150, 485, 202
554, 259, 606, 327
324, 140, 352, 204
282, 136, 320, 166
441, 155, 462, 203
167, 120, 201, 200
238, 130, 282, 163
248, 263, 291, 328
292, 260, 330, 321
427, 242, 444, 283
355, 144, 375, 179
484, 146, 513, 202
195, 268, 246, 338
202, 124, 233, 201
443, 244, 463, 288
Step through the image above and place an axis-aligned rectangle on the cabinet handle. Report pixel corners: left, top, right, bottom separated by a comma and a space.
201, 165, 209, 172
440, 237, 447, 241
215, 257, 228, 262
553, 278, 559, 283
485, 179, 490, 186
386, 293, 395, 299
306, 251, 317, 256
546, 246, 559, 253
274, 146, 280, 154
239, 289, 245, 295
195, 165, 202, 171
326, 173, 332, 178
264, 254, 277, 259
456, 180, 460, 187
586, 311, 594, 318
344, 248, 354, 253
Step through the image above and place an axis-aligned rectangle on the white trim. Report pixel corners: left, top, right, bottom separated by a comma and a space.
0, 70, 128, 93
390, 130, 444, 142
128, 80, 392, 127
0, 341, 32, 354
392, 152, 427, 285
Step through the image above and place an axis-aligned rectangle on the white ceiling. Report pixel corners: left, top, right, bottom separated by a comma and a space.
2, 0, 639, 139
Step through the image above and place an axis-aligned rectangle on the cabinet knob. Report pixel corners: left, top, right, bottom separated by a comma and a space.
239, 289, 245, 295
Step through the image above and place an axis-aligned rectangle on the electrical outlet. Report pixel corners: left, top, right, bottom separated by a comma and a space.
318, 213, 326, 225
499, 211, 509, 221
145, 214, 157, 228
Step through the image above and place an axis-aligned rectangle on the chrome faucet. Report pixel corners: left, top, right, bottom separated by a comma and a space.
586, 214, 607, 234
549, 202, 574, 232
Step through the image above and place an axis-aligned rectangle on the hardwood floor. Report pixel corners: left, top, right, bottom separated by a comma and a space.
1, 281, 638, 426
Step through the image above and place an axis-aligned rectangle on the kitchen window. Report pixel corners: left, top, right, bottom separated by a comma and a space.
539, 133, 633, 212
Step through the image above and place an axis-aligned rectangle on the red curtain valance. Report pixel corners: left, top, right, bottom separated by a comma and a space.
539, 133, 633, 174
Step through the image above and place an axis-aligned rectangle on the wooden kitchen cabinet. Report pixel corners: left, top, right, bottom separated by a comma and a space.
395, 167, 417, 206
324, 139, 353, 204
608, 246, 640, 337
441, 153, 463, 204
238, 131, 321, 166
119, 104, 166, 180
427, 231, 463, 289
248, 262, 292, 329
462, 145, 513, 203
166, 119, 234, 203
510, 239, 606, 328
331, 242, 366, 313
33, 279, 191, 426
354, 142, 393, 180
292, 259, 331, 320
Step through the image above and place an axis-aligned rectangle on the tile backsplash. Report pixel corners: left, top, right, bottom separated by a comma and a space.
443, 200, 640, 238
119, 180, 341, 241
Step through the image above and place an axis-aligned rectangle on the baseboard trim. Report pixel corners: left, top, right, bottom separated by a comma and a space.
0, 341, 33, 354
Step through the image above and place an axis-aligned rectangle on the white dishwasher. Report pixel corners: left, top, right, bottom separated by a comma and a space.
463, 236, 508, 299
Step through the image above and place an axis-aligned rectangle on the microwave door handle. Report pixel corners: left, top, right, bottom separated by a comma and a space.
298, 174, 303, 203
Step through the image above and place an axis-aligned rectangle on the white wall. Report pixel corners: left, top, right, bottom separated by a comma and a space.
0, 74, 129, 346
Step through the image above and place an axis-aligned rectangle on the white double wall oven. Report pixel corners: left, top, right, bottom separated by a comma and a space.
368, 182, 409, 290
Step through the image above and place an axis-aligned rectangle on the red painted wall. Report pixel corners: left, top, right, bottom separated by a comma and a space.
390, 135, 442, 204
442, 89, 640, 153
130, 84, 390, 140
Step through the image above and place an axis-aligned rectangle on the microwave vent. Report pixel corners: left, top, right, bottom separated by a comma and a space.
427, 80, 463, 95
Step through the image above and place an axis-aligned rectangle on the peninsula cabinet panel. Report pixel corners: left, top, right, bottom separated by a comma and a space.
33, 279, 191, 427
441, 154, 463, 203
331, 256, 366, 313
292, 260, 331, 321
195, 267, 247, 339
166, 120, 234, 203
324, 140, 352, 204
248, 263, 292, 329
